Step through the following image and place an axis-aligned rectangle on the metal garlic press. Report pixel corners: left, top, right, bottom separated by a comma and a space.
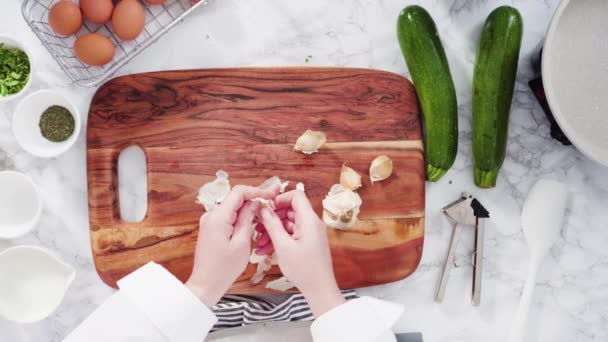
435, 192, 490, 306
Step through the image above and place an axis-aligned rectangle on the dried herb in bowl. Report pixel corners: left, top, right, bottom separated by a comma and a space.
0, 43, 30, 97
39, 106, 75, 143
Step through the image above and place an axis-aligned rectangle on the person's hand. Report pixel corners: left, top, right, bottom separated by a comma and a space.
186, 184, 279, 308
259, 190, 346, 317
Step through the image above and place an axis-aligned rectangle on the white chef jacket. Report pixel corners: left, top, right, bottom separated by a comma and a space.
64, 263, 404, 342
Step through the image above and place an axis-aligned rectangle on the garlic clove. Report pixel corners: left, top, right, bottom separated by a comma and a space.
369, 155, 393, 183
196, 170, 231, 212
322, 184, 362, 229
340, 164, 362, 190
293, 130, 326, 154
296, 182, 305, 192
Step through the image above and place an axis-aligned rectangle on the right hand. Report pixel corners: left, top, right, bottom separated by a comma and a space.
259, 190, 346, 317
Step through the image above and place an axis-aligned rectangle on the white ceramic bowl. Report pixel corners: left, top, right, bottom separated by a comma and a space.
12, 89, 81, 158
0, 245, 75, 323
0, 34, 33, 102
543, 0, 608, 167
0, 171, 42, 239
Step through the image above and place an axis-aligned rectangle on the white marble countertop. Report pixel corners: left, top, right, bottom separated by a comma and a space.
2, 0, 608, 341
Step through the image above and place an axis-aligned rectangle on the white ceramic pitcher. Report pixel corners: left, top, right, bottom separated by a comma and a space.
0, 245, 75, 323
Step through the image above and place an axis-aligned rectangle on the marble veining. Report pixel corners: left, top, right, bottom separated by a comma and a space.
1, 0, 607, 341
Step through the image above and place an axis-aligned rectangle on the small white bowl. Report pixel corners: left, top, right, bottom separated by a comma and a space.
0, 34, 33, 102
0, 171, 42, 239
12, 89, 81, 158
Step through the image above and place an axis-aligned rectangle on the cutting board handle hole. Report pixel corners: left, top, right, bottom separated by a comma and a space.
118, 145, 148, 223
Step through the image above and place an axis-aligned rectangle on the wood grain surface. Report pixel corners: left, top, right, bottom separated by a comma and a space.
87, 67, 425, 293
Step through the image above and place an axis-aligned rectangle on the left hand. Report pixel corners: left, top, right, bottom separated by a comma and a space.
186, 184, 280, 307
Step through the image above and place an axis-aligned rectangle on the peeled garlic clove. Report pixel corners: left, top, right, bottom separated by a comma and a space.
294, 130, 326, 154
369, 156, 393, 183
196, 170, 231, 212
340, 164, 362, 190
322, 184, 362, 229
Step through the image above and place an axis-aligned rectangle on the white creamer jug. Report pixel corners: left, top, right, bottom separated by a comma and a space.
0, 245, 75, 323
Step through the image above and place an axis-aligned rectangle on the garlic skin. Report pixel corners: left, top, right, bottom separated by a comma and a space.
265, 276, 295, 291
280, 181, 289, 193
294, 130, 326, 155
195, 170, 231, 211
250, 251, 279, 285
251, 198, 275, 209
340, 164, 362, 190
252, 176, 284, 213
322, 184, 363, 229
260, 176, 282, 190
369, 156, 393, 183
250, 252, 272, 284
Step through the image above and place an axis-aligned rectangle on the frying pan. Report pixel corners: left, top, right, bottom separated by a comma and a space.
543, 0, 608, 166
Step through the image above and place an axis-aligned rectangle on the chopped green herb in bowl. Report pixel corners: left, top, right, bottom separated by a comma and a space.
0, 41, 31, 98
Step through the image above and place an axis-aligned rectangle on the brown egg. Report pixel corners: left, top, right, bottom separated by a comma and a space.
48, 0, 82, 36
80, 0, 113, 24
74, 33, 115, 66
146, 0, 167, 4
112, 0, 145, 41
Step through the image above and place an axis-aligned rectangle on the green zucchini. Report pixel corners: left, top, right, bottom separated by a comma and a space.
473, 6, 523, 188
397, 5, 458, 182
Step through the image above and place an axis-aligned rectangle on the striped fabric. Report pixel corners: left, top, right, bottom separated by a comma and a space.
212, 290, 358, 331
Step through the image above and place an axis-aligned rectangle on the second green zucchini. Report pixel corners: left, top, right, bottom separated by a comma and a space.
472, 6, 523, 188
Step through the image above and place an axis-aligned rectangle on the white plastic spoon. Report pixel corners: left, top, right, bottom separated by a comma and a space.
507, 179, 569, 342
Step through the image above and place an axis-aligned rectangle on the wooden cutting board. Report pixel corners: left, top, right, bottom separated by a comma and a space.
87, 67, 425, 293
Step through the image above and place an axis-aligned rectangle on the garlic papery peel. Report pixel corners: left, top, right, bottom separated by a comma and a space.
280, 181, 289, 193
340, 164, 362, 190
322, 184, 362, 229
195, 170, 231, 212
369, 156, 393, 183
251, 198, 275, 210
250, 253, 272, 284
294, 130, 326, 154
252, 176, 283, 220
249, 251, 278, 285
249, 252, 266, 265
265, 276, 295, 292
260, 176, 282, 190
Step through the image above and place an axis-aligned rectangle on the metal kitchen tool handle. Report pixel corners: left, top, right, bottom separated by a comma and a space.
471, 198, 489, 306
472, 218, 484, 306
435, 219, 462, 303
435, 193, 489, 306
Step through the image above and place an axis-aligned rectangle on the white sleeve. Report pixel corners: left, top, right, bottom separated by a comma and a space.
63, 262, 217, 342
310, 296, 404, 342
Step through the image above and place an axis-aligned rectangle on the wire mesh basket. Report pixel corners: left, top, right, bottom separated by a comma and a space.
22, 0, 208, 87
